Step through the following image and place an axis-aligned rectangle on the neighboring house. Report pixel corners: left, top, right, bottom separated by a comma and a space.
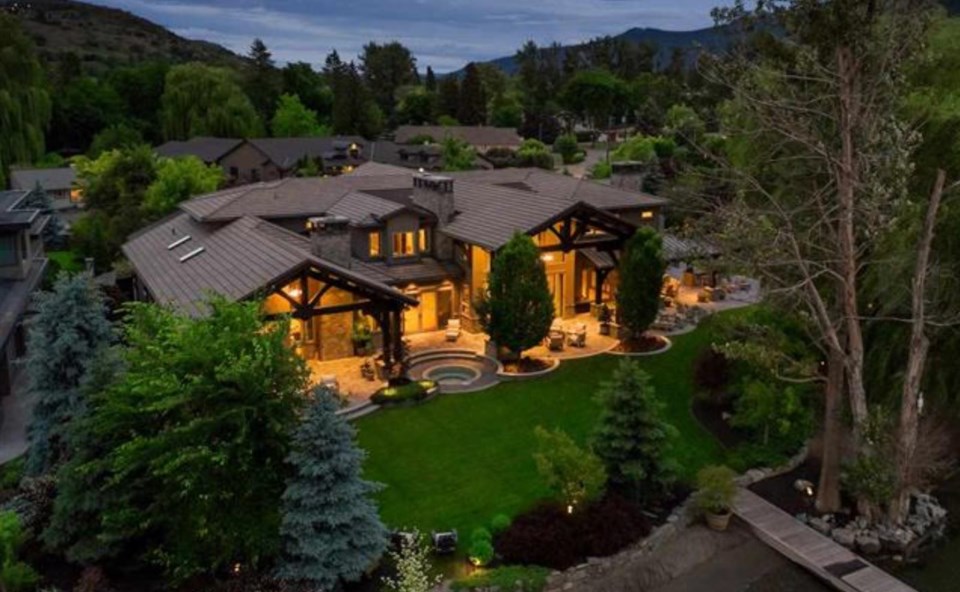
394, 126, 523, 153
9, 167, 84, 224
155, 136, 367, 185
370, 140, 445, 172
0, 190, 48, 398
123, 162, 685, 369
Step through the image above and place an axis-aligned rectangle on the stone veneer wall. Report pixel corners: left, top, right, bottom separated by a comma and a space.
318, 287, 355, 360
533, 445, 810, 592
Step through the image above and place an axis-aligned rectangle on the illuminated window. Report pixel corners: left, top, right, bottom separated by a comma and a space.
69, 188, 83, 204
641, 210, 655, 220
393, 232, 415, 256
418, 228, 429, 253
369, 231, 382, 258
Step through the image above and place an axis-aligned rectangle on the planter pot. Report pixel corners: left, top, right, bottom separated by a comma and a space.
705, 510, 732, 532
599, 322, 611, 336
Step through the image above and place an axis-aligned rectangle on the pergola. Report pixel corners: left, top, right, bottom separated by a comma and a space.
263, 261, 416, 371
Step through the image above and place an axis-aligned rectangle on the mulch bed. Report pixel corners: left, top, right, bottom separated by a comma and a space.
501, 357, 552, 374
747, 458, 855, 526
613, 334, 670, 354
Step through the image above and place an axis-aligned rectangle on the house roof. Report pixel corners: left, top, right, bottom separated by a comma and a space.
0, 190, 39, 229
243, 136, 367, 170
9, 167, 77, 192
155, 137, 244, 163
122, 213, 414, 316
394, 125, 522, 148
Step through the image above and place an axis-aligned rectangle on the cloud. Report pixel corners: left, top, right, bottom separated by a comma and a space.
87, 0, 719, 71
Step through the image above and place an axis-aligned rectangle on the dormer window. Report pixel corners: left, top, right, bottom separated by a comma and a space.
392, 231, 415, 257
418, 228, 429, 253
368, 231, 382, 258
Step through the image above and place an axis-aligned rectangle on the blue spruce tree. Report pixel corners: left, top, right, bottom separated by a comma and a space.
276, 388, 388, 589
26, 272, 113, 475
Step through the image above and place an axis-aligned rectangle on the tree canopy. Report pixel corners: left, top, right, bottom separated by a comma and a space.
160, 63, 264, 140
0, 14, 51, 186
271, 93, 329, 138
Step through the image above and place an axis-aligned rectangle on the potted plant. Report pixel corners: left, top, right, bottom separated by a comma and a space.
351, 320, 373, 356
598, 304, 612, 336
695, 465, 737, 531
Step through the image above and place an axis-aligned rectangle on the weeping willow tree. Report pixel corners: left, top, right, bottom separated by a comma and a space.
160, 63, 264, 141
0, 14, 52, 187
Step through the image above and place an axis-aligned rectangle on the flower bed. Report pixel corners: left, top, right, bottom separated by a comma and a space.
498, 356, 559, 378
370, 379, 438, 406
611, 334, 672, 356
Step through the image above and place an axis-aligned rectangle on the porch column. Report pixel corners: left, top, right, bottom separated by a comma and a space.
380, 310, 393, 370
391, 308, 404, 366
595, 268, 610, 305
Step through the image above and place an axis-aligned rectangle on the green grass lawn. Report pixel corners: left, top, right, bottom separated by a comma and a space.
47, 250, 85, 273
356, 315, 736, 540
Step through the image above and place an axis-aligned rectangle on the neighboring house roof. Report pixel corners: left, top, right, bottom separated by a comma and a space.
0, 190, 39, 229
242, 136, 367, 170
394, 125, 522, 148
9, 167, 77, 192
662, 234, 722, 262
0, 259, 47, 350
155, 137, 243, 163
369, 140, 445, 172
122, 213, 414, 316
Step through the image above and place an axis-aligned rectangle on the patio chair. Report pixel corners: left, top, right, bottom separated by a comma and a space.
319, 374, 340, 394
548, 331, 565, 351
445, 318, 461, 342
568, 322, 587, 347
551, 318, 565, 333
431, 529, 458, 554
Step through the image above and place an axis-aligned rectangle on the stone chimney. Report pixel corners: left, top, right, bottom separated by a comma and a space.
412, 173, 455, 225
610, 161, 648, 192
307, 215, 352, 269
412, 173, 455, 260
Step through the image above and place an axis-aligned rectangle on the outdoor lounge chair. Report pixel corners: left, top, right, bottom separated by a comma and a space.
431, 530, 458, 554
548, 331, 565, 351
445, 318, 461, 342
567, 322, 587, 347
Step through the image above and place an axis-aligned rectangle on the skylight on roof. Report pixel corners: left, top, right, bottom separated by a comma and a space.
179, 247, 205, 262
167, 235, 192, 250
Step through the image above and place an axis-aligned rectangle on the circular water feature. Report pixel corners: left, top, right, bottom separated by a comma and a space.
424, 364, 481, 386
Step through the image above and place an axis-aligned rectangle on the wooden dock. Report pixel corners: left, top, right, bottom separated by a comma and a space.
733, 489, 916, 592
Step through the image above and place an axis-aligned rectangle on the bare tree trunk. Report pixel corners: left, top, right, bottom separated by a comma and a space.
817, 346, 845, 513
889, 169, 946, 523
836, 47, 870, 443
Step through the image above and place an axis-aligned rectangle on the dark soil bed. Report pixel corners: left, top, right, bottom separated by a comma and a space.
692, 399, 744, 448
501, 357, 552, 374
614, 334, 669, 354
748, 458, 855, 525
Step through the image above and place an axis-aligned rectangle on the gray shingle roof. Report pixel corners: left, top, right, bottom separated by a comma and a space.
395, 125, 522, 147
0, 190, 38, 229
327, 191, 406, 226
122, 213, 413, 316
9, 167, 77, 191
246, 136, 366, 169
155, 137, 243, 163
662, 234, 722, 262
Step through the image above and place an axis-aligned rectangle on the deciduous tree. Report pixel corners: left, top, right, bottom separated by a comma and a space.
271, 93, 328, 138
142, 155, 224, 217
160, 63, 263, 140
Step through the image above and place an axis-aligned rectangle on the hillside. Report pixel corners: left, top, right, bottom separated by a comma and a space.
0, 0, 247, 72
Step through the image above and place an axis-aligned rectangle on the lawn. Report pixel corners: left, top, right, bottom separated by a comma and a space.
356, 312, 740, 540
47, 250, 85, 273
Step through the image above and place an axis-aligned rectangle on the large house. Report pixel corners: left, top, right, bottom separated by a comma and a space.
122, 162, 674, 369
0, 190, 48, 398
9, 166, 84, 224
156, 136, 368, 184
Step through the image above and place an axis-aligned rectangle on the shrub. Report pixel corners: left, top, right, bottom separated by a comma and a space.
370, 381, 436, 405
693, 348, 732, 402
694, 466, 737, 515
490, 513, 512, 534
467, 538, 494, 567
533, 427, 606, 509
730, 380, 811, 450
591, 160, 612, 179
553, 133, 580, 164
0, 459, 24, 492
0, 512, 37, 592
451, 565, 551, 591
495, 495, 650, 570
